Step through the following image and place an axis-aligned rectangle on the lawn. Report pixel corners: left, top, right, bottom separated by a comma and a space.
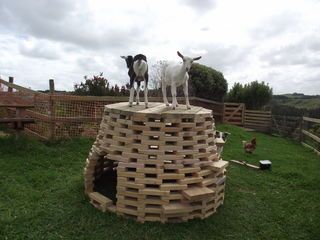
0, 124, 319, 240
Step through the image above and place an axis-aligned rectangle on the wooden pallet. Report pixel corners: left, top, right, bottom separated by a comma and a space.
84, 102, 228, 223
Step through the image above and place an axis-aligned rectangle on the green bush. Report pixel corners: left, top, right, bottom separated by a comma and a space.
189, 63, 228, 102
227, 81, 272, 109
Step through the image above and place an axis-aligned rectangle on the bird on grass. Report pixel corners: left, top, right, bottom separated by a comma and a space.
242, 137, 257, 153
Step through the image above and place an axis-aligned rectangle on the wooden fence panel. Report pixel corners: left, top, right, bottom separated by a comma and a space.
301, 117, 320, 155
223, 103, 244, 126
271, 115, 302, 139
191, 97, 224, 122
244, 110, 271, 132
1, 78, 228, 139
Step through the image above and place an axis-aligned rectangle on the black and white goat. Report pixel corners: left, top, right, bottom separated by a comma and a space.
162, 51, 201, 109
121, 54, 149, 108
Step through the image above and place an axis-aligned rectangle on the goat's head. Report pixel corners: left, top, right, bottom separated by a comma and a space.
120, 55, 134, 68
177, 51, 201, 72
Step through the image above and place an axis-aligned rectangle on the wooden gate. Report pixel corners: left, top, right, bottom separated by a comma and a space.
244, 110, 271, 132
223, 103, 245, 126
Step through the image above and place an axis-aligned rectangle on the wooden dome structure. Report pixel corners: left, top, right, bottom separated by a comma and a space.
84, 102, 228, 223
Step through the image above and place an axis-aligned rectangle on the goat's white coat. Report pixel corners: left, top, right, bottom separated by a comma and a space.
131, 59, 148, 108
133, 60, 148, 79
162, 52, 201, 109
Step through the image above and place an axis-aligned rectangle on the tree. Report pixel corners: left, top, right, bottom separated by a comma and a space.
189, 63, 228, 102
114, 84, 120, 96
149, 60, 168, 90
227, 81, 273, 109
74, 73, 110, 96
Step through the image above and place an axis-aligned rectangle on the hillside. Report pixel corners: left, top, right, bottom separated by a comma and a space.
272, 93, 320, 109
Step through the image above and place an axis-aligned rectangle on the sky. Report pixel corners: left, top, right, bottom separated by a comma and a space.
0, 0, 320, 95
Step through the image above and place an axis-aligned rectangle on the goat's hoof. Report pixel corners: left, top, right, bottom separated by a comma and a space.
129, 103, 133, 107
136, 102, 140, 105
187, 105, 191, 109
172, 106, 176, 110
165, 103, 169, 107
145, 103, 148, 108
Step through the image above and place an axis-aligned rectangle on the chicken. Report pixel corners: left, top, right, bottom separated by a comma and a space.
242, 137, 257, 153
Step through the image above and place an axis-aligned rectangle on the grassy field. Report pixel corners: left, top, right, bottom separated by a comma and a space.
273, 94, 320, 109
0, 125, 319, 240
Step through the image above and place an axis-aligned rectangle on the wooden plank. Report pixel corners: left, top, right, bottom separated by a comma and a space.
245, 114, 271, 119
301, 142, 320, 156
0, 94, 34, 107
245, 122, 270, 127
245, 110, 271, 114
209, 160, 229, 171
0, 118, 34, 123
230, 160, 260, 169
89, 192, 113, 206
182, 187, 214, 201
162, 203, 192, 214
245, 116, 270, 120
245, 119, 271, 125
24, 128, 49, 141
0, 78, 41, 95
193, 97, 224, 106
302, 130, 320, 143
303, 116, 320, 124
224, 102, 243, 107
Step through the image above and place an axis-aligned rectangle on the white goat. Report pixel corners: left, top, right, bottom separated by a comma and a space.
161, 51, 201, 109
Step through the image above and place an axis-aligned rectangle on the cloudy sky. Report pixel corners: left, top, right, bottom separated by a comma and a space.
0, 0, 320, 94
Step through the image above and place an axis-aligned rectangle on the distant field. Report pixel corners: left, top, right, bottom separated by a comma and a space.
273, 94, 320, 109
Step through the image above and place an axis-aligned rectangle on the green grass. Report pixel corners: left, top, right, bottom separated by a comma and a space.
1, 125, 320, 240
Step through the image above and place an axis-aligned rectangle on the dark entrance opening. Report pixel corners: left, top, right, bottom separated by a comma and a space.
93, 159, 117, 204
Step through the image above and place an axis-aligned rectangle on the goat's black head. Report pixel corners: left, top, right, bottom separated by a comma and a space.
121, 55, 134, 68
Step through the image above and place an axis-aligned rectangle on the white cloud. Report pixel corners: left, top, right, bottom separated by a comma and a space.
0, 0, 319, 95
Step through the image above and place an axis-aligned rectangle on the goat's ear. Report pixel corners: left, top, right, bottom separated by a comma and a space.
177, 51, 184, 59
120, 56, 126, 59
193, 56, 202, 61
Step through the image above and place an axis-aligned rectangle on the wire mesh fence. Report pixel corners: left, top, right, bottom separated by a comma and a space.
0, 78, 224, 140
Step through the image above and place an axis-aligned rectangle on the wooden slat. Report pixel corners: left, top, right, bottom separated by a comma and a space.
224, 104, 244, 122
303, 116, 320, 124
24, 128, 49, 141
302, 130, 320, 143
245, 110, 271, 114
301, 142, 320, 155
0, 118, 34, 123
193, 97, 224, 106
245, 119, 271, 125
0, 78, 41, 95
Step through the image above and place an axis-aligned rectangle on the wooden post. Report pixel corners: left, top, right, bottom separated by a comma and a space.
241, 103, 245, 126
8, 76, 14, 92
6, 77, 14, 128
299, 117, 303, 142
221, 103, 225, 123
49, 79, 55, 140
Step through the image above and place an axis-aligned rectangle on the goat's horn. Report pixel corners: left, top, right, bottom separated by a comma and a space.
193, 56, 202, 61
177, 51, 184, 59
